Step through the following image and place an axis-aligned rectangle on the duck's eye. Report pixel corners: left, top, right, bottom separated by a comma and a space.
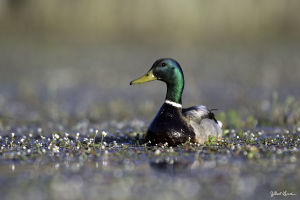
161, 63, 166, 67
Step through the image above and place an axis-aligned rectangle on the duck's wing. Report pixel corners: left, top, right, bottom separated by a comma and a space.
183, 105, 222, 144
183, 105, 219, 124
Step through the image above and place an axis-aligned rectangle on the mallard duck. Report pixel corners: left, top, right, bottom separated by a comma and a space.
130, 58, 222, 146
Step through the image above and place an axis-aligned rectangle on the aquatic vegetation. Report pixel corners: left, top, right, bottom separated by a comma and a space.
0, 116, 299, 200
259, 94, 300, 126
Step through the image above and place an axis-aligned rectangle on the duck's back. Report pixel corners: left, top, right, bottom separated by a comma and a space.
183, 105, 222, 144
145, 103, 195, 146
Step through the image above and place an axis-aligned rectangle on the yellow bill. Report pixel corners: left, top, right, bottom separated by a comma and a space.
130, 69, 157, 85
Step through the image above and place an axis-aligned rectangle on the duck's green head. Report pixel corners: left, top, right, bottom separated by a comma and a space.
130, 58, 184, 104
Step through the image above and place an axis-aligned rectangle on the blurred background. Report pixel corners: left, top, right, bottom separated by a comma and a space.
0, 0, 300, 124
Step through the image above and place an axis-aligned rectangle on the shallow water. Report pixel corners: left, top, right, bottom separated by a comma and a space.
0, 119, 299, 200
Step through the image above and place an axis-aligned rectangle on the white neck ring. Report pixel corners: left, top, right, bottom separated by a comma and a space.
165, 100, 182, 108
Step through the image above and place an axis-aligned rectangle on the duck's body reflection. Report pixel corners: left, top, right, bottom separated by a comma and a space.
149, 156, 196, 174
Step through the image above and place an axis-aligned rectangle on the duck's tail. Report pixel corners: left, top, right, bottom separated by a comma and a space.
207, 108, 222, 127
